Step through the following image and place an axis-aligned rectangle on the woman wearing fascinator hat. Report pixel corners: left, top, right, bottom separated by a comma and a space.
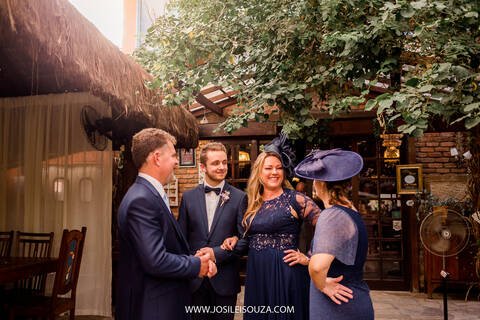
221, 133, 321, 320
295, 149, 374, 320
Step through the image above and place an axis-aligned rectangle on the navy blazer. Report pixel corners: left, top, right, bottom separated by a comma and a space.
116, 176, 201, 320
178, 183, 246, 296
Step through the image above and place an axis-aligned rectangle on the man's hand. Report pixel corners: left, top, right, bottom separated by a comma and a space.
196, 247, 215, 262
196, 252, 211, 278
220, 236, 238, 251
206, 260, 217, 278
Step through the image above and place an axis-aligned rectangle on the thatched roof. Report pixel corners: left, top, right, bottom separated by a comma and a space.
0, 0, 198, 148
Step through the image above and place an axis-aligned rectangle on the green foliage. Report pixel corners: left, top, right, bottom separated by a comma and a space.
415, 190, 475, 220
135, 0, 480, 139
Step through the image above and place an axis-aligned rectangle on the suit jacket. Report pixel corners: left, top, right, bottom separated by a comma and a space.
178, 182, 246, 296
116, 176, 200, 320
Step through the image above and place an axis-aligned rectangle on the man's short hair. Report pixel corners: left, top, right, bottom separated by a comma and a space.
131, 128, 176, 169
199, 142, 227, 165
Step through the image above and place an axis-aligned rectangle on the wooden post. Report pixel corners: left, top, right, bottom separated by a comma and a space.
406, 136, 420, 292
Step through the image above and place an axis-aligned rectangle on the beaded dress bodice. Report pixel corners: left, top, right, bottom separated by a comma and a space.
247, 189, 319, 251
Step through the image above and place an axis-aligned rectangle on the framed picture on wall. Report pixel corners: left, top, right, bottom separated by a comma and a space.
396, 164, 423, 194
179, 148, 196, 167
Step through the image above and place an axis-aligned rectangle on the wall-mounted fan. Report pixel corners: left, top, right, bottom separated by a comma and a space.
420, 207, 471, 320
81, 105, 113, 151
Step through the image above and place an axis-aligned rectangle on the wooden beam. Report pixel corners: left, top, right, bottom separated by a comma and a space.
217, 97, 237, 108
200, 86, 222, 95
328, 119, 374, 136
311, 110, 377, 120
195, 92, 223, 116
199, 122, 277, 138
191, 97, 238, 116
406, 136, 420, 292
208, 90, 237, 102
190, 90, 238, 109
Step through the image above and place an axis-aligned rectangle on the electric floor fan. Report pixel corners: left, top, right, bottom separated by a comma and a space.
419, 207, 470, 320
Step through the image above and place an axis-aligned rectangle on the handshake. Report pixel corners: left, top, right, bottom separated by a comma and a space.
195, 247, 217, 278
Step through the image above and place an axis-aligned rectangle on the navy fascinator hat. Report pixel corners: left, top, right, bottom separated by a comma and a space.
294, 149, 363, 181
263, 133, 296, 177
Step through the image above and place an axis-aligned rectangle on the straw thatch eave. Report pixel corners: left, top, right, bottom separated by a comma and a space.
0, 0, 198, 148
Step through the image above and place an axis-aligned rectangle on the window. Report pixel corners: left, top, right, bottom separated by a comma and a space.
221, 140, 262, 191
53, 178, 66, 202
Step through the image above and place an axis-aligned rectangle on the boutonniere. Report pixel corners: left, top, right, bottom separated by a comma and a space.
220, 190, 230, 207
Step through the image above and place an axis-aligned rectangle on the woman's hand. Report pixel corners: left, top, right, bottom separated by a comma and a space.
321, 275, 353, 305
309, 253, 352, 304
283, 249, 310, 266
220, 236, 238, 251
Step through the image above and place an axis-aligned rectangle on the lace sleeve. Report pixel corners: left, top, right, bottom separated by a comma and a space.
293, 191, 321, 226
312, 207, 358, 265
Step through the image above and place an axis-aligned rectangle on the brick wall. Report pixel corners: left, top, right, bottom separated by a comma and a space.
414, 131, 468, 291
414, 132, 467, 175
171, 140, 211, 217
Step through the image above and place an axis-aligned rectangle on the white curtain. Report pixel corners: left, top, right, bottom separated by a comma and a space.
0, 92, 112, 316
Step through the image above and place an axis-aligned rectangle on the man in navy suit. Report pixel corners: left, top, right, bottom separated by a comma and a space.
117, 128, 216, 320
179, 142, 247, 320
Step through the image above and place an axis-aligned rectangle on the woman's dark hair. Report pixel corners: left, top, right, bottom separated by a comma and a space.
326, 179, 352, 208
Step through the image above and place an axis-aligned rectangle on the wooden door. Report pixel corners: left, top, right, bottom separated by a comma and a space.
330, 136, 411, 290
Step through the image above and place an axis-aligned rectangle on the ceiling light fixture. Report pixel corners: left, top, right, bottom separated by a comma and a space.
199, 108, 208, 124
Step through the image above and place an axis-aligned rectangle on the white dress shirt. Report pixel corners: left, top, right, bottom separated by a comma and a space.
138, 173, 170, 212
204, 180, 225, 231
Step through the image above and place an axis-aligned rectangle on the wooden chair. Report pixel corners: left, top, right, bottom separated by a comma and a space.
0, 231, 14, 258
8, 227, 87, 320
0, 231, 14, 315
15, 231, 54, 295
16, 231, 54, 258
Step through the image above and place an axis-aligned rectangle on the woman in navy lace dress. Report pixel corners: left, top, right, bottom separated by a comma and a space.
295, 149, 374, 320
223, 134, 322, 319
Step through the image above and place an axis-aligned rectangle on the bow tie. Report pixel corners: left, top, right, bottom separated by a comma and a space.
204, 186, 221, 195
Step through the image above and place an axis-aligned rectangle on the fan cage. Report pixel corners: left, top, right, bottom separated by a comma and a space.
419, 208, 471, 257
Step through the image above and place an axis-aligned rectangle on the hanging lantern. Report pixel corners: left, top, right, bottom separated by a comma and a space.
381, 133, 403, 162
238, 151, 250, 168
238, 151, 250, 162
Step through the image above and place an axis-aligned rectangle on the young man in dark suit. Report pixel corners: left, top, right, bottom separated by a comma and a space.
178, 142, 246, 320
117, 128, 216, 320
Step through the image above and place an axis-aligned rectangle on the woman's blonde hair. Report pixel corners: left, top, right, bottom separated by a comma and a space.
242, 152, 293, 233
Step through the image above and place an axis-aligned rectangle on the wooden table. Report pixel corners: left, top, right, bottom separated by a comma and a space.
0, 257, 58, 284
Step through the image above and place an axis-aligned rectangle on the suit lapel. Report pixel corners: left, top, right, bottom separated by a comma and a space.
207, 183, 230, 239
196, 186, 210, 236
137, 176, 190, 251
162, 200, 191, 251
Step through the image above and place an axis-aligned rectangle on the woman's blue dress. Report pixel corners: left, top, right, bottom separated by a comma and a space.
244, 189, 320, 320
309, 205, 374, 320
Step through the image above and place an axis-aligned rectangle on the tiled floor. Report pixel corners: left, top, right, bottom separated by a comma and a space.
371, 290, 480, 320
67, 288, 480, 320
